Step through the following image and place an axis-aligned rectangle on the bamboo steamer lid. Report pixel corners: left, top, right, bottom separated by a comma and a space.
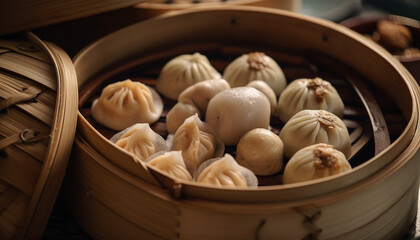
0, 32, 78, 239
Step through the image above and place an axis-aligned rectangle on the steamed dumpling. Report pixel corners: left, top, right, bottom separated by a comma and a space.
178, 79, 231, 116
277, 77, 344, 123
156, 52, 221, 100
246, 80, 277, 115
205, 87, 271, 146
283, 143, 352, 184
223, 52, 286, 96
236, 128, 283, 176
172, 114, 225, 176
196, 154, 258, 188
279, 110, 351, 159
145, 151, 193, 182
91, 79, 163, 131
110, 123, 169, 161
166, 99, 201, 134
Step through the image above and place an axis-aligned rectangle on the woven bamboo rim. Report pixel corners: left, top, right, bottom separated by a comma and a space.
0, 33, 78, 239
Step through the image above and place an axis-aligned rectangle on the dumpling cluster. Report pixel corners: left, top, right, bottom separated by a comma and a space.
166, 78, 230, 134
91, 79, 163, 131
94, 51, 353, 188
171, 114, 225, 176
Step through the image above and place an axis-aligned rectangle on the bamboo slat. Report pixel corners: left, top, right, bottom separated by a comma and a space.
0, 187, 20, 215
0, 40, 51, 63
0, 109, 50, 161
0, 193, 29, 239
0, 194, 29, 228
0, 52, 56, 91
0, 72, 55, 125
0, 147, 42, 196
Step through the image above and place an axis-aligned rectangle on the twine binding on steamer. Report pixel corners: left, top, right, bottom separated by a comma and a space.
0, 86, 44, 112
294, 206, 323, 240
0, 129, 49, 157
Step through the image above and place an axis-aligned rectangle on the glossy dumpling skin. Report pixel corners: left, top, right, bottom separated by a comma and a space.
172, 114, 225, 176
145, 151, 193, 182
110, 123, 169, 162
178, 79, 231, 116
156, 52, 221, 100
279, 110, 351, 159
91, 79, 163, 131
236, 128, 283, 176
196, 154, 258, 188
166, 99, 201, 134
277, 77, 344, 123
283, 143, 352, 184
246, 80, 277, 116
223, 52, 286, 96
205, 87, 271, 146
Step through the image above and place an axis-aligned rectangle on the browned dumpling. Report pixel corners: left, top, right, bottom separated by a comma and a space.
283, 143, 352, 184
279, 109, 351, 159
91, 79, 163, 131
236, 128, 283, 176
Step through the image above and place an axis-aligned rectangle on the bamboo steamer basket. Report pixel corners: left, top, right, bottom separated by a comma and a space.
0, 33, 78, 239
69, 6, 420, 239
